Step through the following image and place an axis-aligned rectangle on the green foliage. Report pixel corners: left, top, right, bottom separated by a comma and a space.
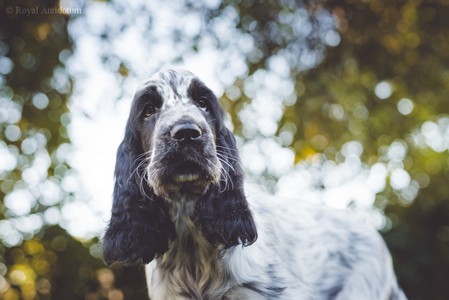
0, 0, 145, 299
203, 2, 449, 298
297, 2, 449, 298
214, 1, 449, 298
1, 225, 147, 299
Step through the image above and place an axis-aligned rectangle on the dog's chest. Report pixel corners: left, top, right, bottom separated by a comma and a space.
146, 207, 231, 299
146, 241, 230, 300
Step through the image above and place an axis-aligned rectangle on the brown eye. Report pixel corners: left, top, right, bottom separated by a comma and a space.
198, 96, 209, 111
144, 104, 158, 118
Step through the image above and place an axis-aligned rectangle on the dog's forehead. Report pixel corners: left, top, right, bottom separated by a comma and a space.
137, 70, 196, 107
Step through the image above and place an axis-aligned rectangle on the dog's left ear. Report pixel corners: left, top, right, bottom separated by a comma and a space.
195, 127, 257, 248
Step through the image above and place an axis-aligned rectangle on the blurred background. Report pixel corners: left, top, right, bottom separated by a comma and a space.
1, 0, 449, 299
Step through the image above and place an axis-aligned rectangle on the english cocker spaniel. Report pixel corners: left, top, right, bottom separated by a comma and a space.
102, 69, 406, 300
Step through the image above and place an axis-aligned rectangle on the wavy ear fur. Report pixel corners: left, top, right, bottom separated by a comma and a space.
194, 127, 257, 248
102, 122, 175, 265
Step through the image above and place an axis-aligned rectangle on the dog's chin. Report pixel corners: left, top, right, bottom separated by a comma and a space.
152, 176, 214, 200
148, 160, 220, 199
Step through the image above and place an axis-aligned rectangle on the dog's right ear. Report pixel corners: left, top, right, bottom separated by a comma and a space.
102, 120, 174, 265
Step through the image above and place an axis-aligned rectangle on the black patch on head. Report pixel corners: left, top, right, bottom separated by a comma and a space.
131, 85, 163, 152
134, 86, 163, 118
188, 78, 224, 134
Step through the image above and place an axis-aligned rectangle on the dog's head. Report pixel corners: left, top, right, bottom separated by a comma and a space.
102, 70, 257, 265
137, 70, 222, 198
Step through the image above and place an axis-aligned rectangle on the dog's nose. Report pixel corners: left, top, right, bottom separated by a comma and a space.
170, 123, 202, 141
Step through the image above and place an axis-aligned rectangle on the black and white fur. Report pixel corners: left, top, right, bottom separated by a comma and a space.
103, 69, 406, 300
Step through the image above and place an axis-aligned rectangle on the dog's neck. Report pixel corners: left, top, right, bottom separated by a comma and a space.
168, 197, 210, 255
157, 196, 229, 298
165, 196, 216, 262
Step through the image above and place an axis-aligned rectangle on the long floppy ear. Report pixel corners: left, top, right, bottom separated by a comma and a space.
102, 121, 174, 265
195, 127, 257, 248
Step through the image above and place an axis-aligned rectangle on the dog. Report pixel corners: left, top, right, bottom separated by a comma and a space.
102, 69, 406, 299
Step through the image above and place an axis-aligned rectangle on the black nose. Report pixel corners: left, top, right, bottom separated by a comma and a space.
170, 123, 202, 141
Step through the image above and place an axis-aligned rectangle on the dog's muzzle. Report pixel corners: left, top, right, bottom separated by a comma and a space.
147, 114, 221, 198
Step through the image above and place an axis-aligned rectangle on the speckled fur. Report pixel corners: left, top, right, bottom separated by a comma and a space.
104, 70, 406, 300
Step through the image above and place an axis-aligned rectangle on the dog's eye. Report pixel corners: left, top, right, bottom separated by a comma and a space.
198, 96, 209, 112
144, 104, 158, 118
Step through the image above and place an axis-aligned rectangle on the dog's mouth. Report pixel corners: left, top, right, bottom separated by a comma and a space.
171, 161, 205, 183
148, 149, 221, 198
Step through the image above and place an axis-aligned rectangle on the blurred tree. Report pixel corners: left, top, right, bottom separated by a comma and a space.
0, 0, 147, 299
2, 0, 449, 299
293, 2, 449, 299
